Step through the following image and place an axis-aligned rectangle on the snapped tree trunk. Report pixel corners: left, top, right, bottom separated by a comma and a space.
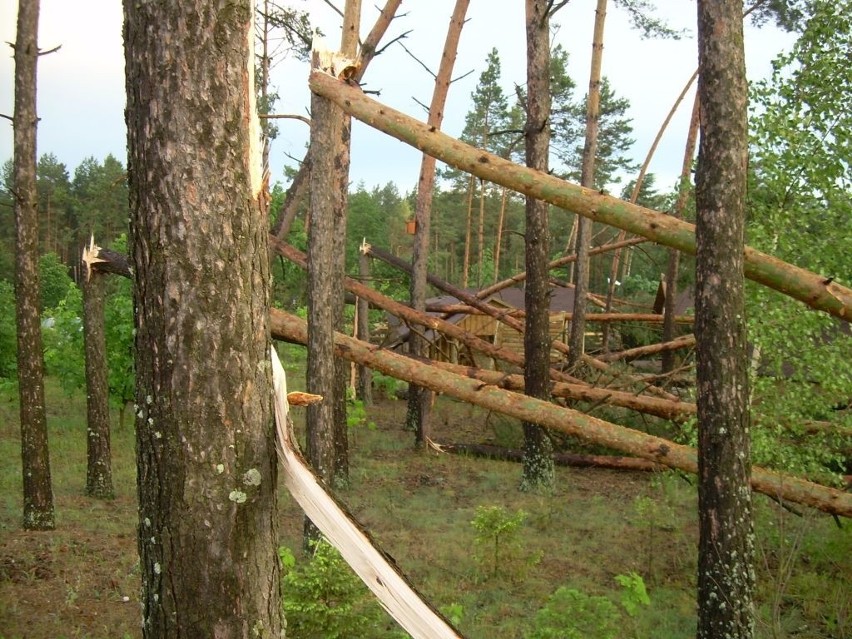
13, 0, 55, 531
81, 262, 114, 499
308, 71, 852, 321
307, 62, 346, 540
521, 0, 555, 492
269, 0, 402, 243
406, 0, 469, 446
124, 1, 281, 635
695, 2, 755, 637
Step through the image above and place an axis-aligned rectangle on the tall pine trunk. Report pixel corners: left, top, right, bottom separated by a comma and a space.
124, 1, 281, 634
568, 0, 607, 372
695, 1, 754, 637
521, 0, 555, 492
13, 0, 55, 531
406, 0, 469, 446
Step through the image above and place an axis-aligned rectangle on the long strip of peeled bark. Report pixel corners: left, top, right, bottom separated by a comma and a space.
270, 309, 852, 517
308, 70, 852, 322
271, 348, 462, 638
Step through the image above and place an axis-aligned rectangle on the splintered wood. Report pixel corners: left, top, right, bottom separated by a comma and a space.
270, 348, 463, 639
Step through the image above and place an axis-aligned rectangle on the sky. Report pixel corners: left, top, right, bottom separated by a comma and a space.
0, 1, 796, 195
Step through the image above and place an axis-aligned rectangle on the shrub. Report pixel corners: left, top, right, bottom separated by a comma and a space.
280, 539, 401, 638
529, 586, 621, 639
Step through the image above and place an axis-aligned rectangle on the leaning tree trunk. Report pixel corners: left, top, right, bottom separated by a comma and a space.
308, 72, 852, 321
662, 94, 700, 374
406, 0, 469, 446
13, 0, 55, 531
124, 1, 281, 635
81, 261, 114, 499
521, 0, 555, 492
568, 0, 607, 373
695, 2, 754, 638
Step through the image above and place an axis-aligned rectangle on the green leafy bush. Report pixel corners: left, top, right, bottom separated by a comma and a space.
529, 586, 621, 639
615, 572, 651, 617
280, 539, 401, 638
39, 252, 73, 312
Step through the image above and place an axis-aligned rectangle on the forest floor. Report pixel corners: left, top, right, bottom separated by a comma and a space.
0, 375, 850, 639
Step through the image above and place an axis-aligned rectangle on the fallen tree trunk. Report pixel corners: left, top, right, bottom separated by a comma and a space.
309, 70, 852, 322
367, 243, 680, 402
476, 235, 647, 300
433, 441, 667, 472
270, 309, 852, 517
424, 305, 694, 325
270, 237, 584, 387
418, 356, 696, 421
598, 334, 697, 363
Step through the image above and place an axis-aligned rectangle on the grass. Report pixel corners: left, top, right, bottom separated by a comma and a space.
1, 374, 850, 638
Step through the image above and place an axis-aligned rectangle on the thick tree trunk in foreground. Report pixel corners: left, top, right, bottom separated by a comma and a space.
82, 266, 114, 499
13, 0, 55, 531
521, 0, 555, 492
270, 309, 852, 517
695, 2, 755, 637
124, 1, 281, 635
406, 0, 469, 447
308, 71, 852, 321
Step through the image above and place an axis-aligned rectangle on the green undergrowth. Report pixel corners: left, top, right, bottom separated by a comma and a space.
1, 380, 849, 638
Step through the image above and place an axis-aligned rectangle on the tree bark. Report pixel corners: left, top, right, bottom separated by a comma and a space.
13, 0, 55, 531
406, 0, 469, 447
307, 60, 346, 538
332, 0, 361, 489
663, 94, 701, 374
82, 265, 114, 499
124, 1, 281, 635
270, 309, 852, 518
521, 0, 555, 492
308, 71, 852, 321
569, 0, 608, 372
356, 247, 373, 406
695, 2, 755, 637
